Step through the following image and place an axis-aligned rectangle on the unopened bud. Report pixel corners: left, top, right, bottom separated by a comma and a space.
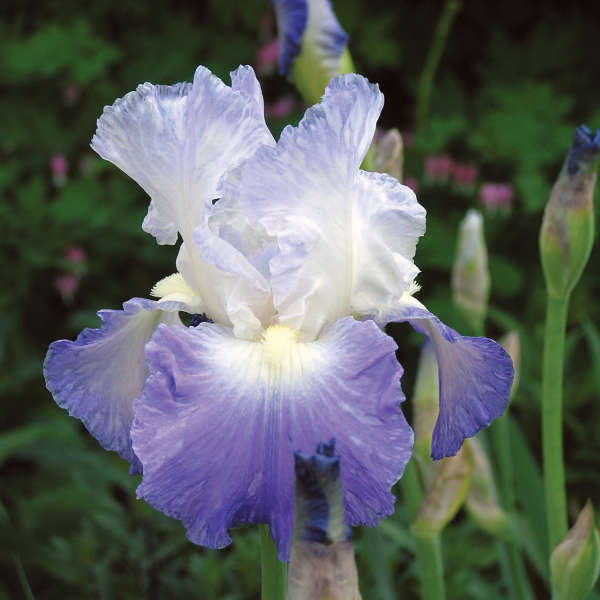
414, 442, 473, 535
551, 500, 600, 600
540, 125, 599, 299
452, 210, 490, 333
373, 129, 404, 181
466, 438, 511, 540
288, 440, 362, 600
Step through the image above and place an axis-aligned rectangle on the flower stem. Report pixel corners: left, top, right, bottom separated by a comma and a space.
400, 456, 423, 521
415, 0, 461, 138
541, 294, 569, 553
259, 525, 287, 600
493, 418, 534, 599
413, 526, 445, 600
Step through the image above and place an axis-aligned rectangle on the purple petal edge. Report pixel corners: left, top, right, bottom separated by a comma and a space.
381, 305, 514, 459
43, 298, 183, 472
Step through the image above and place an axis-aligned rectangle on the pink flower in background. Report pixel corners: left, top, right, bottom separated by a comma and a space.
425, 154, 454, 182
403, 175, 419, 193
51, 154, 68, 186
66, 246, 86, 265
452, 163, 478, 189
256, 39, 279, 75
266, 96, 295, 119
51, 154, 68, 177
479, 182, 514, 213
54, 274, 80, 305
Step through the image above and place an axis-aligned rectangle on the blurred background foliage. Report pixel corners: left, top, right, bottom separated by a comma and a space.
1, 0, 599, 597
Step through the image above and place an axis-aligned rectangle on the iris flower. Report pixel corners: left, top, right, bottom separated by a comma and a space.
273, 0, 352, 104
44, 65, 513, 559
273, 0, 348, 75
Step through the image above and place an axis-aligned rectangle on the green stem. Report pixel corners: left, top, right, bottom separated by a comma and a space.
259, 525, 287, 600
493, 418, 534, 599
363, 527, 396, 600
414, 0, 461, 137
413, 526, 445, 600
400, 456, 423, 522
541, 294, 569, 553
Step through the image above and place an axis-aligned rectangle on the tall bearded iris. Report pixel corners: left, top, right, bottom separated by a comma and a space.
44, 65, 513, 559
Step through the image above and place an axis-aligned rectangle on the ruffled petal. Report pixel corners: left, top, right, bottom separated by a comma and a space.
91, 65, 273, 245
43, 298, 183, 471
351, 171, 425, 315
225, 74, 424, 340
273, 0, 308, 74
378, 295, 514, 460
131, 317, 412, 559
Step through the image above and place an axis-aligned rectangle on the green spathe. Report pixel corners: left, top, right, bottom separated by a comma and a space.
551, 500, 600, 600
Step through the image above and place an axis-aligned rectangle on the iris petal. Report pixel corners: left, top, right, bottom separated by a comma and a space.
378, 295, 514, 459
131, 316, 412, 559
91, 66, 273, 246
224, 74, 424, 340
43, 298, 183, 471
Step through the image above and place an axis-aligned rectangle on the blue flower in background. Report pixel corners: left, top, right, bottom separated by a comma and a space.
44, 65, 513, 559
273, 0, 348, 75
272, 0, 351, 104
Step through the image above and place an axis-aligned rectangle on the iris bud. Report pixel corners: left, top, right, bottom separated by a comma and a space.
288, 440, 362, 600
373, 128, 404, 181
551, 500, 600, 600
413, 442, 473, 535
540, 125, 600, 300
452, 210, 490, 334
465, 438, 511, 539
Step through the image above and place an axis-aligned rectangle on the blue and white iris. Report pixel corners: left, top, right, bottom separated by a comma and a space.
44, 65, 513, 559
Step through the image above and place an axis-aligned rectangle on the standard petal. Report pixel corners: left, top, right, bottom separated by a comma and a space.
131, 317, 412, 559
226, 74, 425, 340
379, 295, 514, 460
91, 65, 273, 245
351, 171, 426, 315
43, 298, 183, 471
